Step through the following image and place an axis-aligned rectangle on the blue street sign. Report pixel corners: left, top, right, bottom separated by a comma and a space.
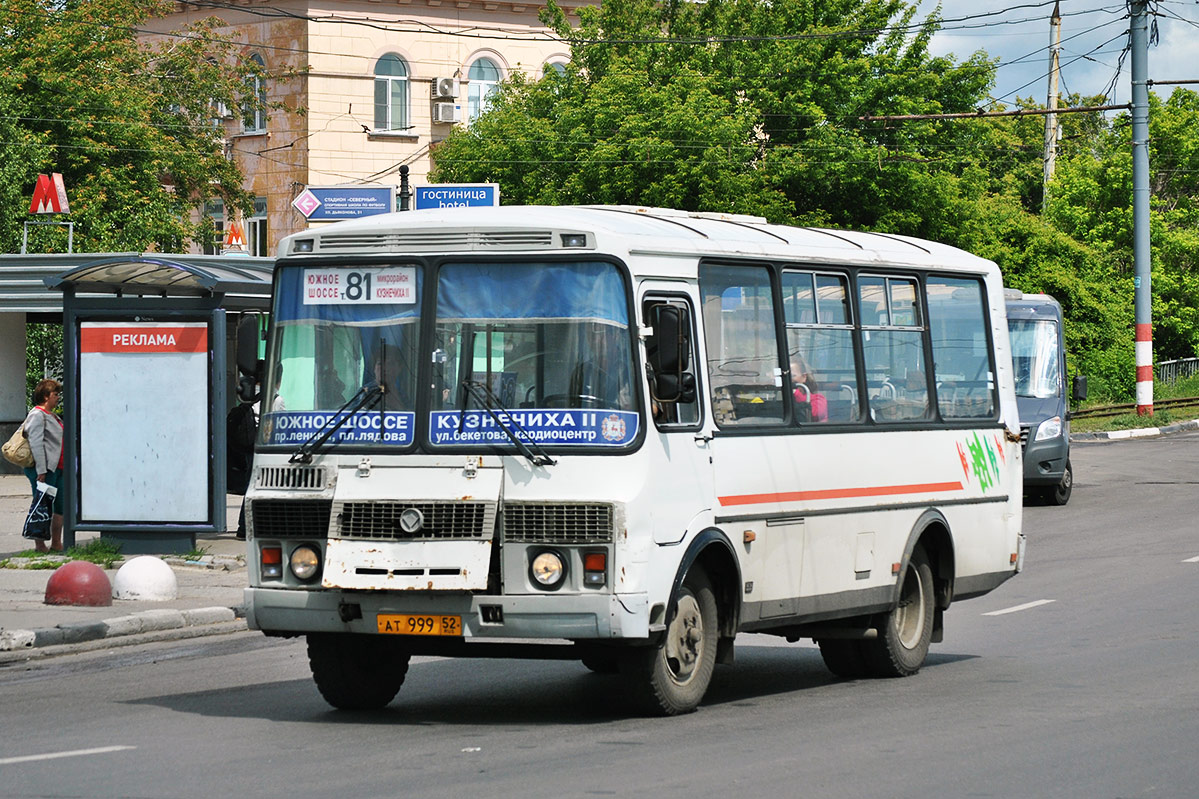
415, 184, 500, 210
294, 186, 395, 220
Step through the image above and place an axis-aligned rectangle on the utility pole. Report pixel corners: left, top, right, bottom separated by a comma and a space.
1042, 1, 1062, 206
1131, 0, 1153, 415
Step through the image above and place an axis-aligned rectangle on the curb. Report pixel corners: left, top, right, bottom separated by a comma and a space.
0, 604, 246, 652
1072, 418, 1199, 441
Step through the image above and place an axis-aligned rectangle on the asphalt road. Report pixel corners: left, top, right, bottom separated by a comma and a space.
1, 434, 1197, 799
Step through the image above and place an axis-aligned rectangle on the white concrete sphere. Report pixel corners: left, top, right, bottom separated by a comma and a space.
112, 556, 179, 601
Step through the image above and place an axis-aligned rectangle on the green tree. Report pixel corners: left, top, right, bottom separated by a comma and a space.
0, 0, 277, 253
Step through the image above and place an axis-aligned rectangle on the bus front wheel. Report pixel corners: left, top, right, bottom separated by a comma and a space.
307, 633, 411, 710
861, 545, 934, 677
622, 567, 718, 716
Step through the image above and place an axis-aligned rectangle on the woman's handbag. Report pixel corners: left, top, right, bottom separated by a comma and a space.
2, 425, 34, 468
22, 482, 55, 541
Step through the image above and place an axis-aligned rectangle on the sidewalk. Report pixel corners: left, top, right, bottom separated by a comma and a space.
0, 474, 249, 661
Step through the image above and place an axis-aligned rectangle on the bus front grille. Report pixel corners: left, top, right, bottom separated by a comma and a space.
503, 503, 615, 544
249, 499, 333, 538
256, 465, 327, 490
337, 501, 496, 540
1019, 426, 1030, 451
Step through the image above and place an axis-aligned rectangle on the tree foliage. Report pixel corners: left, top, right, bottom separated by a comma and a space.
0, 0, 274, 253
431, 0, 1199, 402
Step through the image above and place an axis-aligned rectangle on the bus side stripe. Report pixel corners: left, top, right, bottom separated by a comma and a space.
718, 481, 964, 507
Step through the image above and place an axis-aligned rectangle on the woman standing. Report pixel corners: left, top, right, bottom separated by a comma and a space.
23, 379, 64, 553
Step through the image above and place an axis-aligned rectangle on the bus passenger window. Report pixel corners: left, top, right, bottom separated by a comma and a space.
926, 277, 996, 418
699, 264, 784, 426
782, 270, 859, 424
860, 276, 930, 422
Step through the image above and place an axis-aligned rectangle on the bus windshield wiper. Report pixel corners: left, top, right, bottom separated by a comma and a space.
290, 384, 384, 464
461, 379, 557, 467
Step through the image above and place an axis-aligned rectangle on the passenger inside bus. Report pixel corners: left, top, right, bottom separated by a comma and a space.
790, 358, 828, 422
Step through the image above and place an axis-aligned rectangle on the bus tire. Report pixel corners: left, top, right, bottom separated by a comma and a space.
862, 545, 934, 678
580, 649, 620, 674
817, 639, 869, 679
1044, 460, 1073, 506
622, 567, 718, 716
307, 633, 410, 710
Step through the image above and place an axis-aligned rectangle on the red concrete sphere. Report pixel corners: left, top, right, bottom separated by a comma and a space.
45, 561, 113, 607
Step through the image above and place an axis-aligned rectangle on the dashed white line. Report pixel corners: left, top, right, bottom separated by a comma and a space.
0, 745, 136, 765
983, 599, 1056, 616
1183, 555, 1199, 563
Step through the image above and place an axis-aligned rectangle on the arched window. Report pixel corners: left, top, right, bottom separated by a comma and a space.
544, 60, 567, 77
374, 54, 410, 132
466, 58, 501, 122
242, 53, 267, 134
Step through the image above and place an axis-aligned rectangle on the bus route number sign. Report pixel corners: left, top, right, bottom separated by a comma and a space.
302, 267, 416, 305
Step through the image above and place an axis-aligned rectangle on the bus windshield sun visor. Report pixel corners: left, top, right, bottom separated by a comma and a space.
461, 379, 556, 467
289, 384, 384, 464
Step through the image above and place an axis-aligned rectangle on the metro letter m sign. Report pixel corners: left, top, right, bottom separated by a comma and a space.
29, 173, 70, 215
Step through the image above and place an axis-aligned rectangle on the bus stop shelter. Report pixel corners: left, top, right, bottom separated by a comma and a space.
46, 255, 273, 554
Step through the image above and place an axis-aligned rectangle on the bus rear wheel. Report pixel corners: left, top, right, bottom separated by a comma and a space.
861, 545, 934, 677
817, 639, 869, 679
622, 567, 718, 716
307, 633, 411, 710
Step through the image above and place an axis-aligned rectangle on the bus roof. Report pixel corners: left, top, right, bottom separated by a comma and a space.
279, 205, 996, 274
1004, 289, 1063, 321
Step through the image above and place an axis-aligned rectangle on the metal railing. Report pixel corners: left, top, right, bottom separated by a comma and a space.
1157, 358, 1199, 384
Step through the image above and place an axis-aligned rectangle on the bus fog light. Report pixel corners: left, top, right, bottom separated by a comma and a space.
261, 545, 283, 579
583, 552, 607, 587
530, 550, 566, 588
289, 545, 321, 581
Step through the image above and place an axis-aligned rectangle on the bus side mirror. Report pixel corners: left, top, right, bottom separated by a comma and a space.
236, 315, 264, 401
647, 304, 691, 403
1072, 375, 1088, 403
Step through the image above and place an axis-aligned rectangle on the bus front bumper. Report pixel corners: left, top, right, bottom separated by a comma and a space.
245, 587, 650, 640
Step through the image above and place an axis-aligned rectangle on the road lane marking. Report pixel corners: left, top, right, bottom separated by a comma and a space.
1183, 555, 1199, 563
0, 745, 136, 765
983, 599, 1056, 616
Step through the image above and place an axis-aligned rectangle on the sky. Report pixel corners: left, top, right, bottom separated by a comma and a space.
912, 1, 1198, 108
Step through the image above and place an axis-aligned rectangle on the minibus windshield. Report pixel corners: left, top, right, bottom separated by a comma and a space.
1009, 318, 1061, 399
260, 264, 421, 448
428, 261, 640, 449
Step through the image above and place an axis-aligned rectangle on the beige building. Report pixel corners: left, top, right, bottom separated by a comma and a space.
147, 0, 581, 256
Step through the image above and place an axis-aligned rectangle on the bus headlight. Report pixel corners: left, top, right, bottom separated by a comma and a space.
289, 545, 321, 581
1034, 416, 1062, 442
530, 550, 566, 588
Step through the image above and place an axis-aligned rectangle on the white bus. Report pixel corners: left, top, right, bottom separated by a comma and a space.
236, 205, 1024, 715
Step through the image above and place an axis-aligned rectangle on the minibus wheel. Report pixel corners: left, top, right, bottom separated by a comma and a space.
307, 633, 411, 710
1045, 460, 1073, 506
817, 639, 868, 679
622, 567, 718, 715
862, 545, 934, 677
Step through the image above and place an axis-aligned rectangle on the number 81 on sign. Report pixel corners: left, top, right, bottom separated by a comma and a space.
302, 267, 417, 306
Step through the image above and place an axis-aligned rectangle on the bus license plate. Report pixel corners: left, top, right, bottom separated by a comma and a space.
377, 613, 462, 636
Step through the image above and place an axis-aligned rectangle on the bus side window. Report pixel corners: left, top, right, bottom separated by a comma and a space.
926, 277, 996, 419
644, 298, 700, 427
860, 275, 930, 422
698, 264, 785, 426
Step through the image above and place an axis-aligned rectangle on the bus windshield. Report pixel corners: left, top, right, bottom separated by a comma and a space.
428, 261, 639, 449
261, 264, 422, 448
1008, 318, 1060, 399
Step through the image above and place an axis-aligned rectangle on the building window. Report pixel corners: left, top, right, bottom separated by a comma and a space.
202, 199, 224, 256
248, 196, 268, 257
543, 60, 567, 78
373, 53, 410, 132
243, 53, 267, 134
466, 58, 501, 122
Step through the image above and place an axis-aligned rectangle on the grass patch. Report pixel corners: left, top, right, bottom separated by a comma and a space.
181, 544, 211, 560
66, 538, 123, 569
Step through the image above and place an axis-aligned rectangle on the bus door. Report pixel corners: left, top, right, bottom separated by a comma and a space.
641, 287, 712, 545
698, 264, 805, 617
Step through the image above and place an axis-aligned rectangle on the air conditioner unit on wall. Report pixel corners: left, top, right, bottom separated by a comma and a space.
432, 102, 462, 124
432, 77, 460, 99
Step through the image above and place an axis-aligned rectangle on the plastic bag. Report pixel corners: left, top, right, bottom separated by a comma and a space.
22, 482, 56, 541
